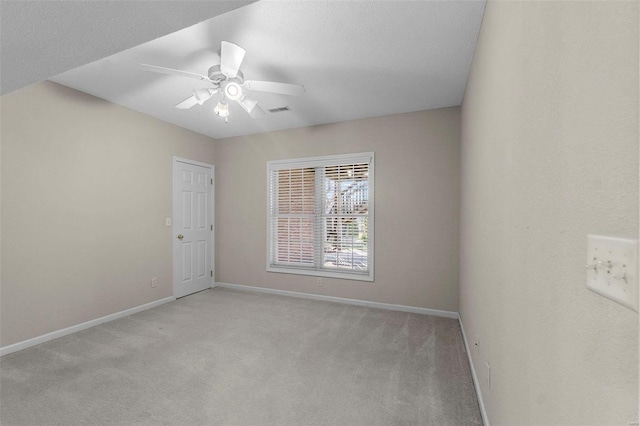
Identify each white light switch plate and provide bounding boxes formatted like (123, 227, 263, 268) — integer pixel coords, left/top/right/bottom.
(586, 235, 638, 312)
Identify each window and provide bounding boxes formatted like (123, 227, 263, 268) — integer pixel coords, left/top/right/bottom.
(267, 152, 374, 281)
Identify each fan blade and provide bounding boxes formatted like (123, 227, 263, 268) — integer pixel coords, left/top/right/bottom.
(138, 64, 211, 82)
(175, 88, 218, 109)
(237, 96, 265, 118)
(175, 96, 199, 109)
(249, 104, 266, 118)
(237, 95, 258, 113)
(243, 80, 305, 96)
(220, 41, 246, 79)
(194, 88, 218, 104)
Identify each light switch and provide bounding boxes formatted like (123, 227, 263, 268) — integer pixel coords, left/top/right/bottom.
(165, 217, 172, 227)
(586, 235, 638, 312)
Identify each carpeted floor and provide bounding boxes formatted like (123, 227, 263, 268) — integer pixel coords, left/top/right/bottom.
(0, 287, 482, 425)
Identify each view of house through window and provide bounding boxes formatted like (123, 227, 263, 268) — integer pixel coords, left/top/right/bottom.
(267, 153, 374, 281)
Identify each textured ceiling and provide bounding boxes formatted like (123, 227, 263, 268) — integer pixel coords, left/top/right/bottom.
(0, 0, 256, 94)
(50, 0, 486, 139)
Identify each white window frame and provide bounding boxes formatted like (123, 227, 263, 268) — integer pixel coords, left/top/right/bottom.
(266, 152, 374, 282)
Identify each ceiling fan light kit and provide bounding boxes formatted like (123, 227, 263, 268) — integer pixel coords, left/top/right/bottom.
(214, 100, 230, 123)
(140, 41, 305, 123)
(224, 81, 242, 101)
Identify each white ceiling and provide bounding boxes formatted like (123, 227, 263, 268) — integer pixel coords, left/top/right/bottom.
(50, 0, 486, 140)
(0, 0, 256, 95)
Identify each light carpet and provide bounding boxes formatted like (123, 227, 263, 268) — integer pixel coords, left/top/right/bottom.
(1, 287, 482, 425)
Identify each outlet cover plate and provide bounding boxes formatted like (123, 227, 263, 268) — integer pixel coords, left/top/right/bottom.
(586, 235, 638, 312)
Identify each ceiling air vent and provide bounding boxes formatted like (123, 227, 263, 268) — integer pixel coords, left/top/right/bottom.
(268, 106, 291, 113)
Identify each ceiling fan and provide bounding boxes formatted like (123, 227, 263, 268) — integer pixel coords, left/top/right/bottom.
(139, 41, 305, 123)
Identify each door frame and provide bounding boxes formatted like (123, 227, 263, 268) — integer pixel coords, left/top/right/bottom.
(172, 156, 215, 298)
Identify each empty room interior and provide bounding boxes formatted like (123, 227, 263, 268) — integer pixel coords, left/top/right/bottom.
(1, 1, 638, 425)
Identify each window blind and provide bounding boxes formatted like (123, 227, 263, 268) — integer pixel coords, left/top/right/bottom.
(267, 152, 374, 281)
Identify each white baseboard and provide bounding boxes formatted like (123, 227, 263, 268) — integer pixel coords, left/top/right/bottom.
(0, 296, 175, 357)
(459, 317, 490, 426)
(213, 282, 459, 319)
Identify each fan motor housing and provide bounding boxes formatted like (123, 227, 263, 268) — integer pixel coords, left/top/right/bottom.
(208, 65, 244, 84)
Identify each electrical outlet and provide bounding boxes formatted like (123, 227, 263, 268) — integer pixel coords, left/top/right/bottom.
(316, 277, 323, 287)
(165, 217, 172, 227)
(486, 362, 491, 389)
(151, 277, 158, 288)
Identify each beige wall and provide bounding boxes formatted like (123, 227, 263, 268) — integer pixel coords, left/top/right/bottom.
(1, 81, 216, 346)
(460, 1, 639, 425)
(215, 108, 460, 312)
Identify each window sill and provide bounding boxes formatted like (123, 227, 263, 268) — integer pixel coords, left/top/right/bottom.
(266, 266, 374, 282)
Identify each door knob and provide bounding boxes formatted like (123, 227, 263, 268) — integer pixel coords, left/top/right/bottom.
(177, 234, 184, 240)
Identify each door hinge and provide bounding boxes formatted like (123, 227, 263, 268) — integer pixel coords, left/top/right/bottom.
(210, 270, 213, 277)
(211, 224, 213, 231)
(211, 178, 213, 185)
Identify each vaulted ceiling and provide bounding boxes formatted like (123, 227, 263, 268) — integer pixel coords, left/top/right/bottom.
(5, 1, 485, 140)
(0, 0, 255, 94)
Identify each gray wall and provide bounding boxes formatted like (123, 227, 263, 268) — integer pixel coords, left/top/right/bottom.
(1, 81, 216, 346)
(215, 108, 461, 312)
(460, 1, 639, 424)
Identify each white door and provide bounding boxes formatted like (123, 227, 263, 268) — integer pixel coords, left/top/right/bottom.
(173, 158, 214, 298)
